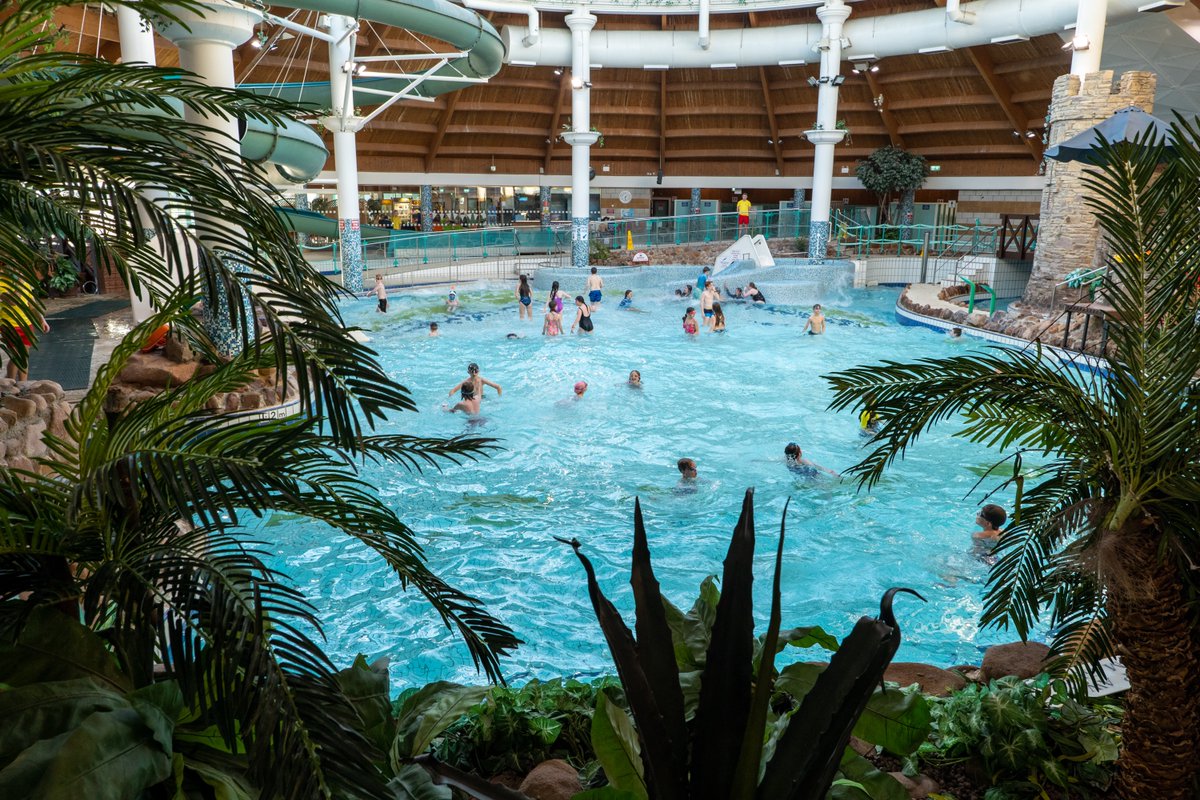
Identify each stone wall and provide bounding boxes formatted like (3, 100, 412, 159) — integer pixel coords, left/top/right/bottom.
(1022, 70, 1157, 308)
(0, 379, 71, 472)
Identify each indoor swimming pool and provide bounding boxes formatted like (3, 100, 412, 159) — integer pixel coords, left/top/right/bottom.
(260, 282, 1020, 687)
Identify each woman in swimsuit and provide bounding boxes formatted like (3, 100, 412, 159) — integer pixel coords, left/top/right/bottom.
(682, 307, 699, 335)
(548, 280, 565, 314)
(711, 302, 726, 332)
(543, 299, 562, 336)
(516, 274, 533, 320)
(447, 362, 502, 414)
(571, 296, 594, 334)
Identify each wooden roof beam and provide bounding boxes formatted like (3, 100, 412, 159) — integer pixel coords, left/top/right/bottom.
(965, 46, 1044, 162)
(863, 69, 904, 148)
(658, 70, 668, 174)
(424, 92, 461, 171)
(543, 70, 571, 171)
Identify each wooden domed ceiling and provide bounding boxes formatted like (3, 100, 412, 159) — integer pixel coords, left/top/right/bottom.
(56, 1, 1072, 180)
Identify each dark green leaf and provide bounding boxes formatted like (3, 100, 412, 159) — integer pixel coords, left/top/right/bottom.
(392, 681, 489, 762)
(0, 607, 129, 691)
(590, 691, 647, 799)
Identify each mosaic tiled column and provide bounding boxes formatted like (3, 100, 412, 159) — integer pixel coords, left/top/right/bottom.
(203, 254, 255, 359)
(899, 188, 915, 243)
(293, 192, 310, 248)
(808, 220, 830, 262)
(571, 217, 588, 267)
(540, 185, 551, 228)
(339, 218, 364, 294)
(792, 187, 806, 241)
(690, 187, 702, 212)
(689, 187, 703, 243)
(420, 184, 433, 232)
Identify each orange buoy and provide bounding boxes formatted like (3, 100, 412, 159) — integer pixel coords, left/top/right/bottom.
(141, 324, 169, 353)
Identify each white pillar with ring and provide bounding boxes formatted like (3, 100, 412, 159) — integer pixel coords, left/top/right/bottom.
(564, 10, 598, 269)
(152, 1, 262, 357)
(804, 0, 851, 261)
(323, 13, 365, 294)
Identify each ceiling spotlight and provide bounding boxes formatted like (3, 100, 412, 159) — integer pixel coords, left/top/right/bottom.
(1025, 130, 1038, 138)
(767, 138, 774, 144)
(355, 63, 368, 76)
(830, 75, 846, 86)
(873, 93, 885, 109)
(806, 76, 820, 87)
(553, 68, 562, 75)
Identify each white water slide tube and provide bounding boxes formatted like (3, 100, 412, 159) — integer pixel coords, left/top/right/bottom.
(246, 0, 504, 107)
(237, 0, 503, 182)
(502, 0, 1152, 68)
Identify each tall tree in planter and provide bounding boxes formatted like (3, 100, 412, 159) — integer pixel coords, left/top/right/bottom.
(825, 123, 1200, 799)
(854, 147, 927, 226)
(0, 2, 518, 796)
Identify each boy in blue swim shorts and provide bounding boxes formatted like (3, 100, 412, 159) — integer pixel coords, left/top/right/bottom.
(586, 267, 603, 310)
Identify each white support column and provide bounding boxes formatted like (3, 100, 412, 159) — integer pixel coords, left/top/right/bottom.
(564, 10, 598, 269)
(116, 6, 159, 324)
(323, 14, 365, 294)
(153, 2, 261, 356)
(1070, 0, 1109, 77)
(805, 0, 850, 261)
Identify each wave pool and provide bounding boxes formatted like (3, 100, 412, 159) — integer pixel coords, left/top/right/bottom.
(260, 281, 1016, 688)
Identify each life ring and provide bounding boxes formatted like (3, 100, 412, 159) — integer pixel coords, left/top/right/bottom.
(141, 324, 169, 352)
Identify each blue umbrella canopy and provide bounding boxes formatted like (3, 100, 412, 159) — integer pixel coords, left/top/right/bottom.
(1044, 105, 1175, 163)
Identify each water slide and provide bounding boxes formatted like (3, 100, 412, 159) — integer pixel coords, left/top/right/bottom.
(229, 0, 502, 182)
(274, 205, 391, 238)
(243, 0, 505, 110)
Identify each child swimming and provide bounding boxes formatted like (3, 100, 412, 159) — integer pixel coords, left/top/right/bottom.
(447, 284, 459, 312)
(516, 274, 533, 319)
(682, 307, 699, 335)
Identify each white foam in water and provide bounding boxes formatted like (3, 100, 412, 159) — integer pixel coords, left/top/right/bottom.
(535, 261, 855, 306)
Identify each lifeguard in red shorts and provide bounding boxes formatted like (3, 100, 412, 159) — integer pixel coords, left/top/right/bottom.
(736, 192, 751, 237)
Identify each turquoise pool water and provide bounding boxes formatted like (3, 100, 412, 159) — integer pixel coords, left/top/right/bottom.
(263, 284, 1016, 687)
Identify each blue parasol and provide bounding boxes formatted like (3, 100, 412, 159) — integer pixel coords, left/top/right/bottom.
(1044, 105, 1175, 163)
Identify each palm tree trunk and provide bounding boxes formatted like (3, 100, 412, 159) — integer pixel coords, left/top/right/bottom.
(1108, 532, 1200, 799)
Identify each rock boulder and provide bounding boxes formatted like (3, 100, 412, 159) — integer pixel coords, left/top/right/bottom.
(981, 641, 1052, 680)
(517, 759, 582, 800)
(884, 662, 967, 697)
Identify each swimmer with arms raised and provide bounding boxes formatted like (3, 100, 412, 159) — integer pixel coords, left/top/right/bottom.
(447, 362, 502, 414)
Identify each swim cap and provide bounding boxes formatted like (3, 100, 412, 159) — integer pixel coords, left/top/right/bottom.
(574, 381, 587, 393)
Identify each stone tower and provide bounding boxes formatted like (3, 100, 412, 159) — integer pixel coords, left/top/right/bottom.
(1021, 70, 1157, 308)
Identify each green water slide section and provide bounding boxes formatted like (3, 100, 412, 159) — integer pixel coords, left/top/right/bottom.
(244, 0, 505, 108)
(274, 205, 391, 238)
(242, 115, 329, 183)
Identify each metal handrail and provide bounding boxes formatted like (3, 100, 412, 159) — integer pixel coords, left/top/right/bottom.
(956, 274, 997, 315)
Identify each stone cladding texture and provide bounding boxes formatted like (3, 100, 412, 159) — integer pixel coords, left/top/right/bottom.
(1023, 70, 1157, 307)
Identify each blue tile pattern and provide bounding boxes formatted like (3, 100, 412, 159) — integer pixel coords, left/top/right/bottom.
(339, 218, 364, 294)
(420, 184, 433, 233)
(808, 219, 830, 261)
(204, 253, 252, 358)
(293, 193, 309, 248)
(572, 216, 588, 268)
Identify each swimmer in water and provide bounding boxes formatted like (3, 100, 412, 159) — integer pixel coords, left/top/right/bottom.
(783, 443, 840, 478)
(543, 298, 563, 336)
(571, 296, 594, 334)
(586, 267, 604, 310)
(677, 457, 698, 480)
(428, 322, 439, 337)
(859, 396, 881, 437)
(973, 504, 1007, 546)
(516, 274, 533, 320)
(949, 327, 963, 339)
(573, 380, 588, 399)
(627, 369, 642, 388)
(682, 307, 699, 335)
(710, 302, 726, 332)
(619, 289, 634, 309)
(447, 284, 459, 312)
(745, 283, 766, 304)
(804, 304, 826, 335)
(447, 362, 502, 414)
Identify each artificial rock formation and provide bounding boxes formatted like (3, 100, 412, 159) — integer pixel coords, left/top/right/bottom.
(1022, 70, 1157, 308)
(0, 379, 72, 472)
